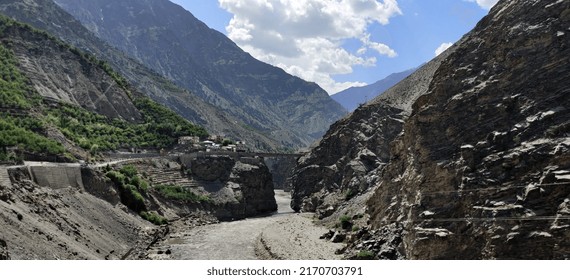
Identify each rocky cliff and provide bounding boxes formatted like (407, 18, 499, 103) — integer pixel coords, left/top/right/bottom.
(131, 156, 277, 221)
(365, 0, 570, 259)
(289, 47, 454, 217)
(264, 156, 298, 191)
(53, 0, 347, 150)
(184, 156, 277, 220)
(292, 0, 570, 259)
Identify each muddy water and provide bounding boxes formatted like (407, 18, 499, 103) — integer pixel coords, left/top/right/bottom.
(159, 190, 294, 260)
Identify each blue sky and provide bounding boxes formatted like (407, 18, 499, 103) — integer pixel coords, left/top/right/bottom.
(170, 0, 497, 94)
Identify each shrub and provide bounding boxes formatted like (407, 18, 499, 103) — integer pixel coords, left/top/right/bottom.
(119, 165, 138, 178)
(106, 170, 147, 212)
(339, 215, 352, 230)
(120, 184, 146, 213)
(131, 176, 149, 193)
(356, 250, 375, 260)
(140, 211, 168, 225)
(155, 184, 209, 203)
(344, 189, 356, 201)
(106, 171, 125, 185)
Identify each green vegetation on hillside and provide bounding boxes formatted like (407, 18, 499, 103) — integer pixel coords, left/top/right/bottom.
(106, 165, 169, 225)
(46, 100, 208, 153)
(106, 166, 147, 212)
(0, 117, 65, 161)
(140, 211, 168, 225)
(155, 184, 210, 203)
(0, 16, 209, 160)
(0, 44, 39, 109)
(0, 44, 63, 161)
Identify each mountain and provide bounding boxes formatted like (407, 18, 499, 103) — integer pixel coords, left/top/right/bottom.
(0, 0, 286, 151)
(290, 0, 570, 259)
(289, 45, 453, 215)
(332, 68, 416, 111)
(0, 14, 206, 161)
(0, 16, 278, 260)
(53, 0, 347, 150)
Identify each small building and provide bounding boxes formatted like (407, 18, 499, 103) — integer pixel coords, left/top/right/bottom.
(202, 140, 215, 147)
(222, 144, 237, 152)
(178, 136, 200, 145)
(235, 141, 248, 152)
(208, 135, 225, 143)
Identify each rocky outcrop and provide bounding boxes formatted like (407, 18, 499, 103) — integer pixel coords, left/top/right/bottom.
(292, 0, 570, 259)
(227, 161, 277, 218)
(189, 156, 234, 182)
(365, 0, 570, 259)
(289, 47, 454, 217)
(0, 238, 9, 260)
(185, 156, 277, 220)
(81, 168, 120, 205)
(264, 157, 297, 191)
(139, 156, 277, 221)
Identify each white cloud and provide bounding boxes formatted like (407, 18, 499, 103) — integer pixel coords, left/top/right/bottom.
(435, 42, 453, 57)
(465, 0, 499, 10)
(218, 0, 402, 94)
(360, 33, 397, 57)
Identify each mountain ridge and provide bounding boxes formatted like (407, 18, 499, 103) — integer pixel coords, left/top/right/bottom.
(0, 0, 288, 151)
(291, 0, 570, 259)
(332, 68, 416, 111)
(54, 0, 347, 150)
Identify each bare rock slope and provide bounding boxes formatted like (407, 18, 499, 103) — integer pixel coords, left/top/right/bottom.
(0, 168, 154, 260)
(292, 0, 570, 259)
(366, 0, 570, 259)
(289, 45, 454, 217)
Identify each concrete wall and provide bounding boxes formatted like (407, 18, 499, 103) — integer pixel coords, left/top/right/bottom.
(29, 165, 84, 189)
(0, 167, 11, 188)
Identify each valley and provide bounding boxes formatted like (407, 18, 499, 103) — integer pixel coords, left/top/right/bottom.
(1, 0, 569, 261)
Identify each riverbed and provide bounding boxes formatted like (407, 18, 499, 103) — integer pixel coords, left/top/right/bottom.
(148, 190, 342, 260)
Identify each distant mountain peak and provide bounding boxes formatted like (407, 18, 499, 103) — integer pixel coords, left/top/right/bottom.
(331, 68, 416, 111)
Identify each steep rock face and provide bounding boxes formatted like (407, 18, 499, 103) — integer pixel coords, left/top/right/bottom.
(228, 161, 277, 217)
(54, 0, 347, 150)
(0, 0, 285, 151)
(190, 156, 234, 182)
(264, 156, 297, 191)
(0, 18, 141, 121)
(289, 50, 453, 217)
(183, 156, 277, 220)
(366, 0, 570, 259)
